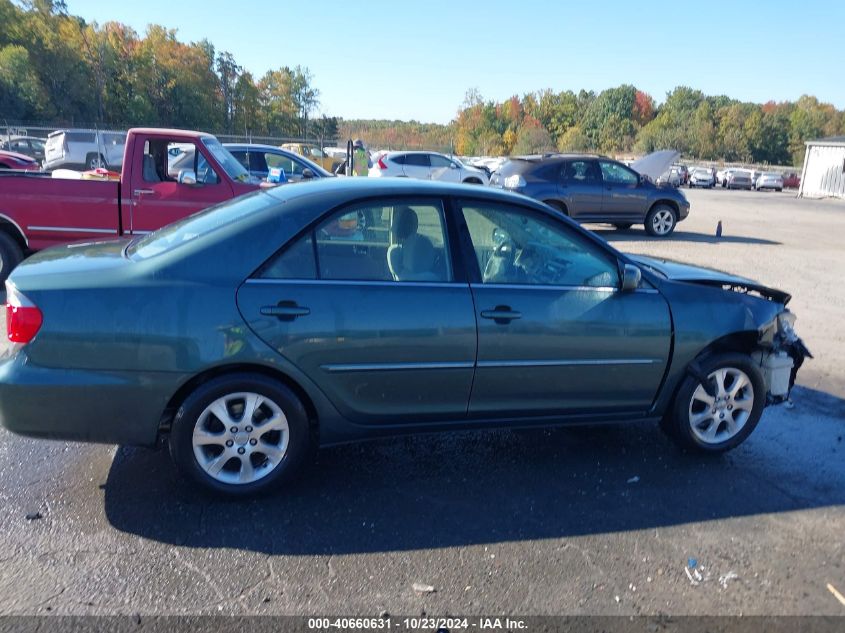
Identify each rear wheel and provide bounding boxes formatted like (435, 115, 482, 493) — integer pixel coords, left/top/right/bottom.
(86, 152, 106, 170)
(644, 205, 677, 237)
(169, 374, 312, 496)
(0, 231, 24, 282)
(662, 353, 765, 453)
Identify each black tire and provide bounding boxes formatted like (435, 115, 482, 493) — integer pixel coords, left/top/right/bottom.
(0, 231, 24, 282)
(644, 204, 677, 237)
(662, 353, 766, 453)
(169, 373, 312, 497)
(462, 178, 482, 185)
(85, 152, 106, 170)
(776, 188, 782, 192)
(613, 223, 633, 230)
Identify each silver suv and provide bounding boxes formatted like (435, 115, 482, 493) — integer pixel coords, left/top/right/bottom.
(43, 129, 127, 171)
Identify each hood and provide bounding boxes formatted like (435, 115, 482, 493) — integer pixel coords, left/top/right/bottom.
(0, 150, 37, 163)
(632, 255, 791, 305)
(630, 150, 680, 181)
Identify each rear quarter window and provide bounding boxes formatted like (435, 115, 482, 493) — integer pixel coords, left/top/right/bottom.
(66, 132, 96, 143)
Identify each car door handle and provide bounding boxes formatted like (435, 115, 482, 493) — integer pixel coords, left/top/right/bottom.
(133, 189, 155, 196)
(260, 303, 310, 320)
(480, 306, 522, 324)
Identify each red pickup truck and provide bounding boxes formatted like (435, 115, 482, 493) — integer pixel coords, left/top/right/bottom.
(0, 128, 260, 281)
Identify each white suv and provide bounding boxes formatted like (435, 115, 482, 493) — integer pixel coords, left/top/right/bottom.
(370, 151, 489, 185)
(43, 129, 127, 171)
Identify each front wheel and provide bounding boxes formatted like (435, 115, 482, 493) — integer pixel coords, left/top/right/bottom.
(661, 353, 766, 453)
(169, 374, 312, 496)
(644, 205, 677, 237)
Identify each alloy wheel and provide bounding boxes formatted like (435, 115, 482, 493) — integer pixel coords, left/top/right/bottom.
(191, 392, 289, 485)
(651, 209, 675, 235)
(687, 367, 755, 445)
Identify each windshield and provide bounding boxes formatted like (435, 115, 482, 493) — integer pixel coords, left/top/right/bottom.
(201, 137, 251, 183)
(127, 190, 276, 260)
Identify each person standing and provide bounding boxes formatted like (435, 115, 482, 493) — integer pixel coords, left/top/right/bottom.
(351, 139, 371, 177)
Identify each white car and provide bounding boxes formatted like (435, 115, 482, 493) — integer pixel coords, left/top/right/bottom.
(370, 151, 489, 185)
(43, 129, 127, 171)
(716, 168, 739, 187)
(689, 168, 716, 188)
(755, 172, 784, 192)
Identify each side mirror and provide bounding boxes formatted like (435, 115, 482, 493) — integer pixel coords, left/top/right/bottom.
(301, 168, 315, 179)
(621, 263, 642, 291)
(177, 169, 197, 185)
(450, 162, 458, 169)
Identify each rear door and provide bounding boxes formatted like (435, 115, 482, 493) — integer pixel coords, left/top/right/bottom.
(401, 153, 431, 180)
(128, 137, 235, 235)
(558, 159, 604, 220)
(598, 160, 648, 221)
(236, 197, 477, 424)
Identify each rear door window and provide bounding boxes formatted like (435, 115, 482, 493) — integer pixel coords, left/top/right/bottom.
(404, 154, 430, 167)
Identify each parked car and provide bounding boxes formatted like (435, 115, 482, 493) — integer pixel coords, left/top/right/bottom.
(726, 170, 753, 190)
(716, 168, 738, 187)
(656, 167, 681, 187)
(370, 151, 489, 185)
(0, 136, 46, 162)
(689, 168, 716, 188)
(0, 149, 40, 172)
(782, 172, 801, 189)
(491, 154, 689, 237)
(674, 164, 689, 184)
(0, 178, 810, 496)
(223, 144, 332, 182)
(755, 172, 784, 192)
(0, 128, 260, 281)
(749, 170, 762, 189)
(279, 143, 340, 172)
(43, 129, 127, 171)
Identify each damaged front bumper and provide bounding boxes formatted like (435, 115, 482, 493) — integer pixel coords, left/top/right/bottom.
(754, 310, 813, 404)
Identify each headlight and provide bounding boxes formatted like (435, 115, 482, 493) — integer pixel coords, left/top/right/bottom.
(503, 174, 526, 189)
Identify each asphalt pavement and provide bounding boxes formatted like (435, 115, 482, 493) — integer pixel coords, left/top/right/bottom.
(0, 187, 843, 618)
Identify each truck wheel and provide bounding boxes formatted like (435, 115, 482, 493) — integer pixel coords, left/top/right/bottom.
(0, 231, 24, 281)
(169, 373, 312, 497)
(86, 153, 106, 170)
(662, 353, 766, 453)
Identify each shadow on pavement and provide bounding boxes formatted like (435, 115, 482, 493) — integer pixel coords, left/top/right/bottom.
(591, 228, 781, 246)
(104, 386, 844, 555)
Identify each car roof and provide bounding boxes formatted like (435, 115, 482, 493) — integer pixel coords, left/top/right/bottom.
(510, 153, 606, 162)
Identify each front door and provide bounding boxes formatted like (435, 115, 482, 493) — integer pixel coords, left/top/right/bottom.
(457, 199, 672, 416)
(559, 159, 604, 220)
(129, 138, 234, 234)
(237, 198, 477, 424)
(598, 160, 648, 221)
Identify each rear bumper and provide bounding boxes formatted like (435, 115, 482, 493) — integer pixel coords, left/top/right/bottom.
(0, 353, 185, 446)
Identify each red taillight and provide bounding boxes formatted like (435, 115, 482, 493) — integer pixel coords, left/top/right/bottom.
(377, 156, 388, 170)
(5, 284, 42, 344)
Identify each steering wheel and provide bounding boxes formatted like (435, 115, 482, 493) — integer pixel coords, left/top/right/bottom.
(483, 240, 519, 283)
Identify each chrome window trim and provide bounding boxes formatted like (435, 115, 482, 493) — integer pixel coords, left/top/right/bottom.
(244, 278, 465, 289)
(322, 361, 475, 373)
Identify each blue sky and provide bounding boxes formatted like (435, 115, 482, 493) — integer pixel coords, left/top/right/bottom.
(66, 0, 844, 123)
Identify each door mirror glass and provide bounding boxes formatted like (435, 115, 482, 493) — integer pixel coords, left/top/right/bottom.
(301, 167, 315, 179)
(621, 263, 642, 291)
(177, 169, 197, 185)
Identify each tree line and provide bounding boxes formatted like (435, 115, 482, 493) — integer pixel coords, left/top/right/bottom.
(453, 86, 845, 166)
(0, 0, 337, 139)
(2, 1, 843, 165)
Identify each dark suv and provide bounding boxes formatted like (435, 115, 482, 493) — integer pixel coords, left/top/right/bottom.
(491, 154, 690, 237)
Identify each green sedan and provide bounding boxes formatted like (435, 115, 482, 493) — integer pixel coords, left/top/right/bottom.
(0, 179, 810, 496)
